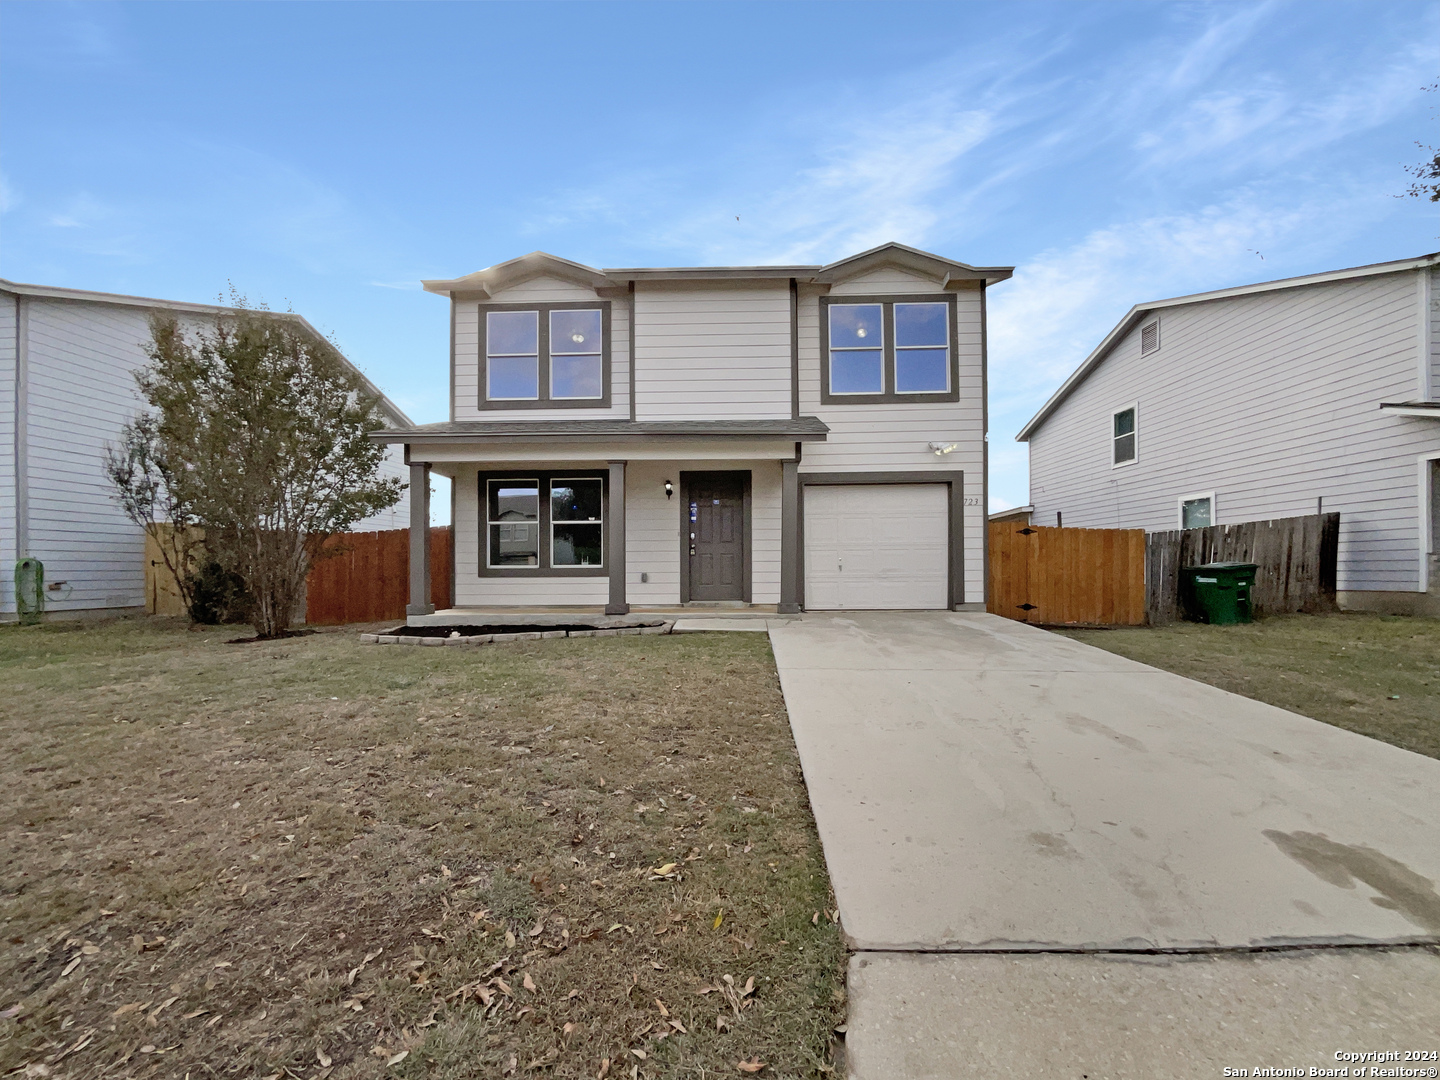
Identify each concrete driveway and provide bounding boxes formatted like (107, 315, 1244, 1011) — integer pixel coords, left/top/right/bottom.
(768, 613, 1440, 1074)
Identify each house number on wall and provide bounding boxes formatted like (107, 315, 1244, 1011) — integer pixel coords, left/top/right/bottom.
(963, 497, 983, 506)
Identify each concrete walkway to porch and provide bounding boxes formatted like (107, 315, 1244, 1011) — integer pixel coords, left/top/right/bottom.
(767, 612, 1440, 1077)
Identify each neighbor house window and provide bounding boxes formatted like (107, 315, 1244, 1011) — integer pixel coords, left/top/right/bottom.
(821, 294, 959, 403)
(1112, 406, 1137, 466)
(1180, 494, 1214, 530)
(483, 473, 606, 574)
(481, 302, 611, 408)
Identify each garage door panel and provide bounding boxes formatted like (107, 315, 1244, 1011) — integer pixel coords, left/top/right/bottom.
(804, 484, 948, 610)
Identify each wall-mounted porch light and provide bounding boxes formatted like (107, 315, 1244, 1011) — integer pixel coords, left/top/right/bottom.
(928, 441, 958, 456)
(664, 479, 674, 500)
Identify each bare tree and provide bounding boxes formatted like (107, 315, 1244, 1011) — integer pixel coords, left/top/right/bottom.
(1403, 80, 1440, 203)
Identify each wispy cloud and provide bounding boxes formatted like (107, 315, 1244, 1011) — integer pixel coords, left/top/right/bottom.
(371, 280, 423, 291)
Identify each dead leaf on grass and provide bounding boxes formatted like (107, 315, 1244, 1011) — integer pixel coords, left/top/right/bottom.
(713, 910, 724, 929)
(737, 1059, 767, 1073)
(655, 998, 669, 1016)
(387, 1050, 409, 1066)
(597, 1059, 611, 1079)
(316, 1048, 332, 1068)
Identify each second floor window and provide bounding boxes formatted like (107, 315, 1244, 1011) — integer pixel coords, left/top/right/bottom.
(1113, 406, 1137, 465)
(482, 302, 610, 408)
(821, 295, 957, 403)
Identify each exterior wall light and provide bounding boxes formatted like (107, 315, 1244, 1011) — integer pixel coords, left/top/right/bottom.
(664, 479, 674, 500)
(928, 442, 958, 455)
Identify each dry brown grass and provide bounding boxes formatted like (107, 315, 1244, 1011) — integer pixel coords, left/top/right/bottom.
(0, 619, 845, 1079)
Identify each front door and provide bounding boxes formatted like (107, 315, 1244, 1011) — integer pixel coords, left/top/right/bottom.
(685, 472, 747, 601)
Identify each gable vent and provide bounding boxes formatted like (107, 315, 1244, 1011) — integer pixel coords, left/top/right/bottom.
(1140, 320, 1160, 355)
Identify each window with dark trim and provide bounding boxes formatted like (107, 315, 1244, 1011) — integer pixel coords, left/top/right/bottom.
(481, 472, 607, 576)
(479, 301, 612, 410)
(819, 293, 960, 404)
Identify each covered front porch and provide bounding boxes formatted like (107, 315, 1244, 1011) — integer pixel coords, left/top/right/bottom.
(386, 420, 827, 623)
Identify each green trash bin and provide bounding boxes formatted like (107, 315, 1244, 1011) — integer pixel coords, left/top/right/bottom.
(1181, 562, 1256, 625)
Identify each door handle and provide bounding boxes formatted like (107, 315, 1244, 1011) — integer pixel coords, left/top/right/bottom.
(690, 547, 696, 556)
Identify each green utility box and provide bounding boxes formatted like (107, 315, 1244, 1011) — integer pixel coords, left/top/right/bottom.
(1181, 562, 1257, 625)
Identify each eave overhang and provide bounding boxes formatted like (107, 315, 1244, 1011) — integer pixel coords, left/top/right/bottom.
(1379, 401, 1440, 418)
(371, 417, 830, 444)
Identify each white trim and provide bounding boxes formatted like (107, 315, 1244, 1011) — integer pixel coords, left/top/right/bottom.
(1420, 451, 1440, 593)
(1111, 402, 1138, 469)
(1178, 491, 1216, 529)
(1017, 251, 1440, 441)
(1419, 267, 1434, 401)
(1379, 403, 1440, 418)
(13, 295, 27, 560)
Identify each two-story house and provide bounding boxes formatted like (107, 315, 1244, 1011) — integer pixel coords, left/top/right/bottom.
(379, 243, 1012, 617)
(1016, 252, 1440, 616)
(1, 280, 412, 620)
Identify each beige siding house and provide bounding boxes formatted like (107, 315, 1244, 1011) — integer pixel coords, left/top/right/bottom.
(1, 281, 413, 620)
(1017, 253, 1440, 616)
(381, 243, 1011, 616)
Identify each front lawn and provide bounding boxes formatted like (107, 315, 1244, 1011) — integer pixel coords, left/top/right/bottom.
(1056, 612, 1440, 759)
(0, 619, 844, 1078)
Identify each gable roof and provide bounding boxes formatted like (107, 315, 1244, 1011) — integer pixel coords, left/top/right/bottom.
(421, 242, 1014, 297)
(0, 278, 413, 427)
(1015, 251, 1440, 442)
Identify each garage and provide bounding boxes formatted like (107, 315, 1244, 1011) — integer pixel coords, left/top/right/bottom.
(803, 484, 949, 609)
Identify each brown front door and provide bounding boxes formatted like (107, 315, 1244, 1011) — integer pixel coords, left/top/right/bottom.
(685, 472, 747, 601)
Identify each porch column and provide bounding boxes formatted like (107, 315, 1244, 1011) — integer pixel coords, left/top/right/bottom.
(778, 458, 801, 614)
(606, 460, 629, 615)
(407, 461, 434, 616)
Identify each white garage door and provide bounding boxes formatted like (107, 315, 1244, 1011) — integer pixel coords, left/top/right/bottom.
(804, 484, 949, 610)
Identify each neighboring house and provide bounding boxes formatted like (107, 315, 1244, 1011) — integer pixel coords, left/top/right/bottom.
(1, 280, 413, 620)
(378, 243, 1012, 615)
(1016, 252, 1440, 616)
(988, 505, 1033, 526)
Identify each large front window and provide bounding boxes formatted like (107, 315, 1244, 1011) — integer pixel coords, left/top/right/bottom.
(821, 295, 957, 403)
(485, 474, 605, 572)
(481, 302, 610, 408)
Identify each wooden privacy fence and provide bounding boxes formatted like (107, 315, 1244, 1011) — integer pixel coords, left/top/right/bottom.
(1146, 513, 1338, 624)
(304, 527, 452, 625)
(988, 525, 1147, 626)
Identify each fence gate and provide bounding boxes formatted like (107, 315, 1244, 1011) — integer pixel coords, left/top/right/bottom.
(988, 524, 1147, 626)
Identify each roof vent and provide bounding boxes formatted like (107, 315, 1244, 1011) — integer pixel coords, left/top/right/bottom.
(1140, 320, 1159, 355)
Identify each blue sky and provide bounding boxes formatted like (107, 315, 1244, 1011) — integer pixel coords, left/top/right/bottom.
(3, 0, 1438, 515)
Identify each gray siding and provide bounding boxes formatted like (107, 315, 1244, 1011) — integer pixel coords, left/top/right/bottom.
(2, 294, 411, 616)
(633, 282, 791, 421)
(1430, 265, 1439, 398)
(800, 268, 988, 601)
(453, 275, 630, 422)
(0, 293, 15, 613)
(1027, 268, 1440, 593)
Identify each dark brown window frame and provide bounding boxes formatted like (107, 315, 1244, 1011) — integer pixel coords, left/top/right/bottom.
(478, 469, 609, 578)
(819, 293, 961, 405)
(479, 300, 612, 411)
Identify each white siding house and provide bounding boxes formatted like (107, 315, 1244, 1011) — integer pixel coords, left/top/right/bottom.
(1017, 253, 1440, 616)
(381, 244, 1011, 616)
(1, 281, 413, 620)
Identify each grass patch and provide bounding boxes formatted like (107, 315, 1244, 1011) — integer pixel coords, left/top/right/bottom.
(1055, 612, 1440, 759)
(0, 618, 844, 1078)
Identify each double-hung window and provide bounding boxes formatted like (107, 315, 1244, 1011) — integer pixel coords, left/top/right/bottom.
(820, 294, 958, 403)
(1112, 406, 1137, 466)
(483, 473, 606, 575)
(481, 302, 611, 408)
